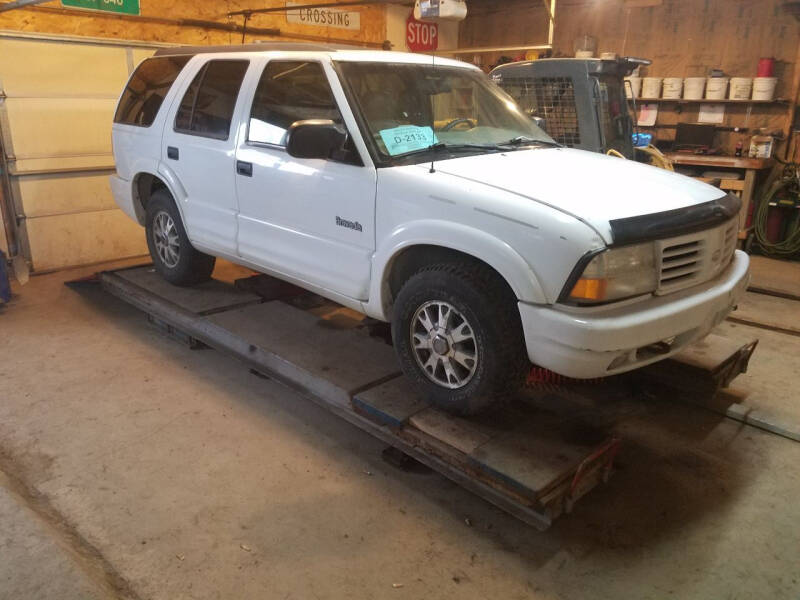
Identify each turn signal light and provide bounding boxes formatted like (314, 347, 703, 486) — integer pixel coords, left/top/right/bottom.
(569, 278, 608, 301)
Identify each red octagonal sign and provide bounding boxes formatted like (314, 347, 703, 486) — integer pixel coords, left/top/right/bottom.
(406, 12, 439, 52)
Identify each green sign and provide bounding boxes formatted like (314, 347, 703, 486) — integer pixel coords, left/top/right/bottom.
(61, 0, 140, 15)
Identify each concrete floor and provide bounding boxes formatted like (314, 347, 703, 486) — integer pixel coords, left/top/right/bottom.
(2, 260, 800, 600)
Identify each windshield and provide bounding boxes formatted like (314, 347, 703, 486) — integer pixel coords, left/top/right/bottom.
(336, 62, 556, 165)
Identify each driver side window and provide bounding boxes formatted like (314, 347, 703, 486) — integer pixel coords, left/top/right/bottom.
(248, 60, 342, 147)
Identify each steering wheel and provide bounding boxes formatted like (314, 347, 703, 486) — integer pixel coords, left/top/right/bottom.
(441, 118, 477, 132)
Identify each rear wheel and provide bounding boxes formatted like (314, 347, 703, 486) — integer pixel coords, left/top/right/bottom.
(145, 189, 215, 286)
(392, 261, 529, 415)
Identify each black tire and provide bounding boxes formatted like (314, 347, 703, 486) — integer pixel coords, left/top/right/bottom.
(145, 189, 215, 286)
(391, 261, 530, 415)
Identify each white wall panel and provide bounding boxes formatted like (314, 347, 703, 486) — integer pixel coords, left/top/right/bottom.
(0, 33, 156, 271)
(24, 209, 148, 272)
(11, 172, 115, 217)
(4, 97, 117, 173)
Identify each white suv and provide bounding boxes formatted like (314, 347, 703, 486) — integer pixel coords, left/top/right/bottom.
(111, 43, 750, 414)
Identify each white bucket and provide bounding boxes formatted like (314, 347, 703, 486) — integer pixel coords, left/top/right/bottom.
(624, 76, 642, 98)
(705, 77, 729, 100)
(662, 77, 683, 99)
(684, 77, 706, 99)
(642, 77, 662, 99)
(729, 77, 753, 100)
(752, 77, 778, 101)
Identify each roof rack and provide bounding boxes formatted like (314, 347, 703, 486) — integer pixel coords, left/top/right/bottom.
(153, 42, 334, 56)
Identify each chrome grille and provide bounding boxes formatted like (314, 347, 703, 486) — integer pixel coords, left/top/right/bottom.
(655, 217, 738, 295)
(659, 240, 704, 291)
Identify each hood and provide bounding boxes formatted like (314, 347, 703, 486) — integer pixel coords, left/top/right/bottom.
(427, 147, 726, 243)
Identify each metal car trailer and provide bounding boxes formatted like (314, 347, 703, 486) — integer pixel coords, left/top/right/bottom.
(89, 264, 758, 530)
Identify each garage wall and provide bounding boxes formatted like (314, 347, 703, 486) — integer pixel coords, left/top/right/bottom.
(0, 33, 159, 271)
(0, 1, 387, 47)
(459, 0, 800, 155)
(0, 1, 389, 272)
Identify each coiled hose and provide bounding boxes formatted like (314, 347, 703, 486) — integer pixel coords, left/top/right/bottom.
(753, 162, 800, 257)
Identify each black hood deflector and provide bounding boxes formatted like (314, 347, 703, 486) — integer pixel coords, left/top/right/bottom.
(608, 193, 740, 246)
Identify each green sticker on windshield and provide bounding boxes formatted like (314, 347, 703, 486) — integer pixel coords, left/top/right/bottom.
(379, 125, 438, 156)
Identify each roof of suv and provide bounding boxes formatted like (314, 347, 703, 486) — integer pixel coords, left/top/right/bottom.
(152, 43, 474, 69)
(153, 42, 334, 56)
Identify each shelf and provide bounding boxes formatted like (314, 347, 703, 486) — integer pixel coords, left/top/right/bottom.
(633, 98, 789, 105)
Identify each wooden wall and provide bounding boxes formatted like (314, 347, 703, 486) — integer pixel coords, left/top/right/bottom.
(0, 0, 387, 47)
(460, 0, 800, 155)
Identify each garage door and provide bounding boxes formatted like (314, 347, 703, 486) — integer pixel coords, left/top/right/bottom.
(0, 33, 167, 272)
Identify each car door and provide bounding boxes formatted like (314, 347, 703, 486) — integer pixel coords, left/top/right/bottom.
(234, 58, 376, 301)
(161, 58, 250, 255)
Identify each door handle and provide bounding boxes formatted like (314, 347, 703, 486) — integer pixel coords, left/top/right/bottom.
(236, 160, 253, 177)
(167, 146, 179, 160)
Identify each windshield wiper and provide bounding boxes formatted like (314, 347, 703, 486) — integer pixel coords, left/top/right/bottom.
(390, 142, 507, 160)
(500, 136, 562, 148)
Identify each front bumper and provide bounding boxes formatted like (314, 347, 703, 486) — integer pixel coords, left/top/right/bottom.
(519, 250, 751, 379)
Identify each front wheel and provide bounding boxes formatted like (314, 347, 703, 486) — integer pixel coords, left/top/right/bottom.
(391, 261, 529, 415)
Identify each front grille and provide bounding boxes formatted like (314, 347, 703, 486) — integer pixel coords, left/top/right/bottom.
(655, 217, 738, 295)
(660, 240, 703, 289)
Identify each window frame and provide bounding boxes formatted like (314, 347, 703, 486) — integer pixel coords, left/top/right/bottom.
(114, 55, 190, 128)
(244, 59, 344, 152)
(172, 58, 250, 142)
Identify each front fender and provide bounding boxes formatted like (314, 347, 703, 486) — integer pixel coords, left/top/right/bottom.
(365, 219, 547, 321)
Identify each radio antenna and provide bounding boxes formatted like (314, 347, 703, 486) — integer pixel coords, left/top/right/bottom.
(429, 49, 436, 174)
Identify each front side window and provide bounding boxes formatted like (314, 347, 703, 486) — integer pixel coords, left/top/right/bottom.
(248, 61, 342, 146)
(337, 62, 555, 165)
(174, 59, 249, 140)
(114, 56, 190, 127)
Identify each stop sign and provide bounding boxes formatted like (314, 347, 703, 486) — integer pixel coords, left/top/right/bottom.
(406, 12, 439, 52)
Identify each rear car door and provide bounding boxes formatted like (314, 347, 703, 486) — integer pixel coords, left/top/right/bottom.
(234, 58, 376, 301)
(161, 58, 249, 255)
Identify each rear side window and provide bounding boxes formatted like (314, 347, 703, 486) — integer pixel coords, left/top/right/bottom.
(248, 61, 341, 146)
(114, 56, 190, 127)
(174, 59, 249, 140)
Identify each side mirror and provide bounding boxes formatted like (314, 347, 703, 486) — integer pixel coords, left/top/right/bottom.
(286, 119, 346, 160)
(532, 116, 547, 132)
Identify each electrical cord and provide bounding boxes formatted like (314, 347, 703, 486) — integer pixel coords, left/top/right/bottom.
(608, 145, 675, 172)
(637, 144, 674, 171)
(753, 162, 800, 257)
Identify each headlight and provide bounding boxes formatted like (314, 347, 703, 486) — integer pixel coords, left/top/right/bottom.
(566, 242, 657, 304)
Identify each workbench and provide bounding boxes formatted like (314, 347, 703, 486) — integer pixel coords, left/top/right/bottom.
(665, 153, 775, 239)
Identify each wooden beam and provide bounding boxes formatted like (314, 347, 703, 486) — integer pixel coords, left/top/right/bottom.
(0, 3, 385, 47)
(624, 0, 662, 7)
(229, 0, 409, 17)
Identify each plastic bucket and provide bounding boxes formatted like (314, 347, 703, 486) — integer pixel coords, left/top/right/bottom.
(662, 77, 683, 99)
(752, 77, 778, 101)
(729, 77, 753, 100)
(684, 77, 706, 99)
(624, 76, 642, 98)
(757, 57, 775, 78)
(642, 77, 662, 98)
(705, 77, 729, 100)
